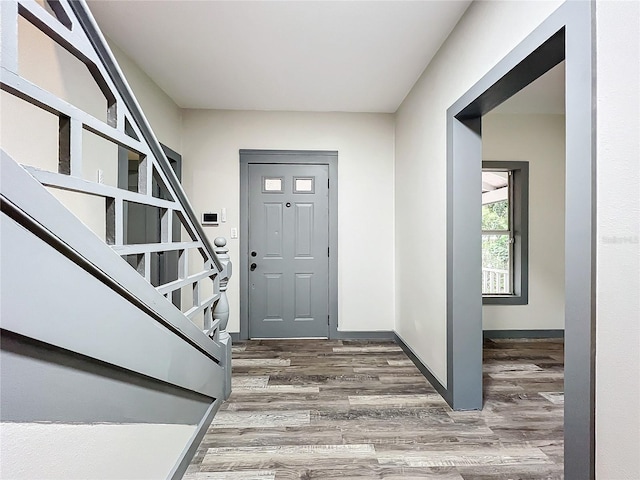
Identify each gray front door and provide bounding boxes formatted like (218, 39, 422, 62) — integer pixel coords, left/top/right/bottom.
(248, 163, 329, 338)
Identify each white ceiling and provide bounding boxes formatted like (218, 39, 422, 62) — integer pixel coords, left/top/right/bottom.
(87, 0, 472, 113)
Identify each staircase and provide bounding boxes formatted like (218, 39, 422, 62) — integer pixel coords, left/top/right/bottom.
(0, 1, 231, 478)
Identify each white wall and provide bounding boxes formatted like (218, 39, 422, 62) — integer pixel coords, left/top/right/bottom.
(181, 110, 396, 334)
(595, 1, 640, 478)
(1, 423, 195, 479)
(482, 113, 565, 331)
(1, 15, 117, 240)
(395, 0, 639, 475)
(394, 0, 564, 385)
(108, 40, 183, 153)
(0, 23, 183, 239)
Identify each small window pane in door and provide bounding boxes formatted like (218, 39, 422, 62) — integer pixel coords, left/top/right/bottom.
(263, 177, 283, 193)
(294, 177, 314, 193)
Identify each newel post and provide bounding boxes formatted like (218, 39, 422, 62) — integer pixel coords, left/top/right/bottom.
(213, 237, 232, 399)
(213, 237, 231, 331)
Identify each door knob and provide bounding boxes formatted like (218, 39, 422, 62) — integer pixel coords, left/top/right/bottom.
(251, 251, 257, 257)
(250, 263, 257, 271)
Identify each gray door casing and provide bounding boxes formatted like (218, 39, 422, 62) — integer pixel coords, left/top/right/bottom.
(240, 150, 338, 340)
(248, 163, 329, 338)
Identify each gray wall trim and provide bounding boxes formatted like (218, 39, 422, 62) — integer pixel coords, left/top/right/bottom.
(444, 2, 595, 477)
(228, 331, 393, 341)
(239, 152, 249, 341)
(446, 116, 484, 411)
(482, 161, 529, 305)
(240, 149, 338, 158)
(394, 333, 449, 403)
(452, 30, 565, 120)
(334, 331, 395, 341)
(564, 2, 597, 478)
(483, 329, 565, 340)
(239, 150, 339, 340)
(168, 397, 223, 480)
(1, 330, 212, 425)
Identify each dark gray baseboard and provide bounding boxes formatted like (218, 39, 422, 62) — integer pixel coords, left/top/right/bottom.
(334, 330, 395, 341)
(393, 333, 449, 404)
(483, 329, 565, 339)
(229, 331, 395, 342)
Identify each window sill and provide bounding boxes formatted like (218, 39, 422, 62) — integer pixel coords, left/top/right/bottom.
(483, 294, 528, 305)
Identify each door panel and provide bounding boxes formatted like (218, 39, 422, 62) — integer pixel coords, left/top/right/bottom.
(294, 273, 313, 319)
(265, 274, 284, 320)
(295, 203, 314, 257)
(248, 163, 329, 338)
(264, 203, 284, 257)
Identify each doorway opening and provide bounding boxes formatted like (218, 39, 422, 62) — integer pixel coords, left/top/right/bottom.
(446, 3, 595, 478)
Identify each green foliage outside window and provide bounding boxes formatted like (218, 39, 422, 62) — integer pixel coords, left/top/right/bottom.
(482, 200, 508, 230)
(482, 200, 510, 271)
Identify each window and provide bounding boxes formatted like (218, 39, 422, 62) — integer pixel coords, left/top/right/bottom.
(482, 170, 511, 293)
(482, 161, 528, 305)
(262, 177, 284, 193)
(293, 177, 315, 193)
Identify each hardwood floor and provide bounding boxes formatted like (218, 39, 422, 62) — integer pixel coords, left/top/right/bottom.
(186, 338, 564, 479)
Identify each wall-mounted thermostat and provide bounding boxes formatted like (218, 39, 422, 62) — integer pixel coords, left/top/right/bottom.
(201, 212, 219, 226)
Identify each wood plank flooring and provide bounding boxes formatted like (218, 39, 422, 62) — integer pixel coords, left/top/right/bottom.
(186, 338, 564, 479)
